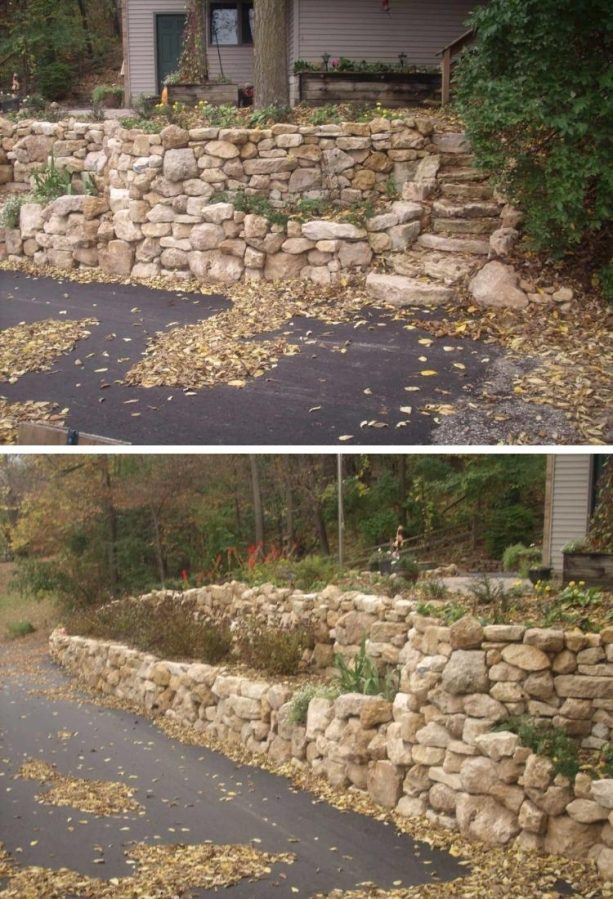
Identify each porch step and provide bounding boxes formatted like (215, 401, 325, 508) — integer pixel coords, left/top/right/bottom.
(365, 271, 456, 307)
(433, 199, 501, 219)
(417, 233, 491, 255)
(432, 217, 499, 236)
(440, 182, 495, 201)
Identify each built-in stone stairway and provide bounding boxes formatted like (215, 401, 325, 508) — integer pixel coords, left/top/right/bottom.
(366, 134, 513, 306)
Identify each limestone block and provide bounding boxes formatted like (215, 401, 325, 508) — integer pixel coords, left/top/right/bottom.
(501, 644, 551, 672)
(367, 760, 403, 809)
(163, 148, 198, 182)
(456, 793, 519, 845)
(469, 261, 529, 310)
(442, 651, 489, 696)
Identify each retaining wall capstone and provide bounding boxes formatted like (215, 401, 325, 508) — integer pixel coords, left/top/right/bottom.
(50, 582, 613, 881)
(0, 115, 510, 288)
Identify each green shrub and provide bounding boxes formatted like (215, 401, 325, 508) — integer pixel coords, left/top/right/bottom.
(0, 195, 30, 229)
(231, 190, 288, 226)
(493, 716, 580, 779)
(455, 0, 612, 274)
(468, 573, 507, 607)
(502, 543, 542, 577)
(288, 683, 341, 724)
(7, 620, 35, 639)
(38, 61, 74, 101)
(249, 105, 291, 127)
(334, 639, 399, 700)
(418, 579, 449, 601)
(291, 555, 340, 590)
(309, 104, 342, 125)
(31, 159, 73, 204)
(235, 617, 312, 676)
(92, 85, 124, 106)
(119, 117, 162, 133)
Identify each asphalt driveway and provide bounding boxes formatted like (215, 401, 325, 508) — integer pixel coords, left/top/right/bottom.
(0, 638, 466, 897)
(0, 269, 503, 445)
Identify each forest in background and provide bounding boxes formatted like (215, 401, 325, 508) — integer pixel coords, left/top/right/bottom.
(0, 0, 121, 99)
(0, 454, 546, 606)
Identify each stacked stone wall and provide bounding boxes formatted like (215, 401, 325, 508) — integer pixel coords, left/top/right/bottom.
(50, 582, 613, 880)
(0, 115, 507, 287)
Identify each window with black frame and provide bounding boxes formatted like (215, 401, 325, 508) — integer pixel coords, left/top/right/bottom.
(210, 2, 254, 46)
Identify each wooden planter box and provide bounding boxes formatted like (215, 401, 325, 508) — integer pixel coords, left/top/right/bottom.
(167, 82, 238, 106)
(298, 71, 441, 107)
(562, 551, 613, 589)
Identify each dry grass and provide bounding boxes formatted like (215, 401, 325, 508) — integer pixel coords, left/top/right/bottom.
(0, 562, 60, 640)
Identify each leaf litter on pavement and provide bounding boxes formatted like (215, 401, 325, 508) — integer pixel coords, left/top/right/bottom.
(0, 318, 98, 383)
(124, 278, 369, 390)
(16, 758, 143, 816)
(0, 840, 294, 898)
(1, 257, 611, 443)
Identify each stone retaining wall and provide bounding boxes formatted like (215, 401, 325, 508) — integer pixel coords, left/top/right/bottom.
(50, 583, 613, 880)
(0, 115, 506, 287)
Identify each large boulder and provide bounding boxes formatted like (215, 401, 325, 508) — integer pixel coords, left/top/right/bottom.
(469, 261, 529, 309)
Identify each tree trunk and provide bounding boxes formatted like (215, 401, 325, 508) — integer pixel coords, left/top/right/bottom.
(99, 458, 118, 595)
(253, 0, 288, 108)
(249, 454, 265, 552)
(76, 0, 93, 59)
(150, 506, 166, 586)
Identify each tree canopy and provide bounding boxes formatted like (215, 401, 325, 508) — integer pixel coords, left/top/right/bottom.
(1, 454, 545, 607)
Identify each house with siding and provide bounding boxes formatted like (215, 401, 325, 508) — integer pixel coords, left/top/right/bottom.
(542, 454, 610, 576)
(121, 0, 477, 106)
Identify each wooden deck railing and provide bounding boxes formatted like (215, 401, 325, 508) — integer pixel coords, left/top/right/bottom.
(438, 28, 475, 105)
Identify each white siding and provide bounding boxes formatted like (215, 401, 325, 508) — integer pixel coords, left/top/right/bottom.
(295, 0, 478, 68)
(126, 0, 188, 101)
(548, 455, 592, 574)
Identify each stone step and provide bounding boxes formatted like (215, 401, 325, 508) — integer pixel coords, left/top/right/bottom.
(392, 250, 478, 285)
(438, 152, 476, 169)
(433, 199, 501, 219)
(438, 168, 490, 184)
(365, 271, 455, 307)
(417, 233, 491, 255)
(432, 217, 499, 236)
(440, 182, 495, 201)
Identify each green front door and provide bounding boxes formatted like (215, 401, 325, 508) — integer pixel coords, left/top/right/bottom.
(156, 14, 186, 93)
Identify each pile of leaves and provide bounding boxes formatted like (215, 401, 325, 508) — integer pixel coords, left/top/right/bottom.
(125, 279, 369, 390)
(16, 759, 143, 816)
(0, 841, 294, 898)
(0, 318, 98, 383)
